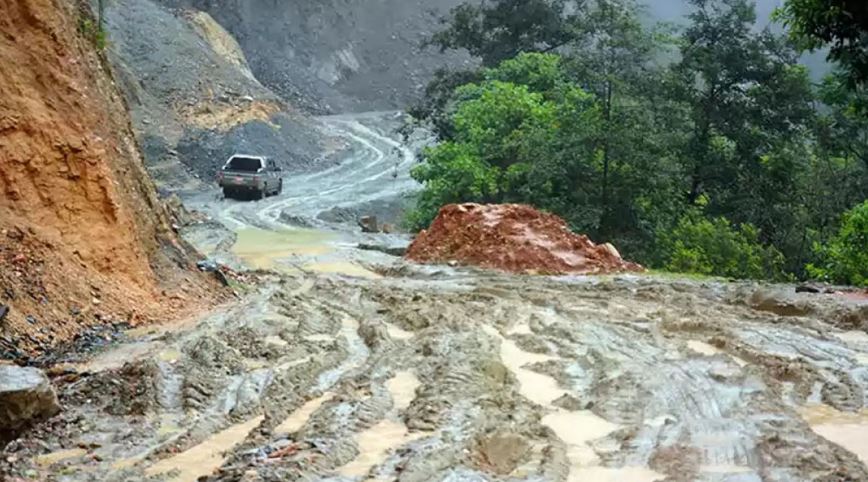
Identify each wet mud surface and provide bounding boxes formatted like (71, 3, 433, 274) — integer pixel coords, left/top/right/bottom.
(4, 273, 868, 482)
(4, 112, 868, 481)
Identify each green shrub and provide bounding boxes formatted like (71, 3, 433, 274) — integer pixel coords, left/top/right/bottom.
(807, 201, 868, 286)
(658, 214, 786, 280)
(79, 17, 107, 51)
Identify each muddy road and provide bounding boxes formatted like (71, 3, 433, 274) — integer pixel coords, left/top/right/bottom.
(4, 114, 868, 482)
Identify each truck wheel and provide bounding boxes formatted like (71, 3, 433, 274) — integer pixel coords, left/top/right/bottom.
(256, 188, 266, 200)
(278, 179, 283, 195)
(222, 187, 234, 199)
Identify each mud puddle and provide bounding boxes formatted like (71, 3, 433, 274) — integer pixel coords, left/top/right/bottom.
(686, 340, 749, 367)
(145, 416, 265, 481)
(486, 323, 665, 481)
(276, 393, 334, 433)
(338, 419, 423, 478)
(7, 276, 868, 481)
(799, 404, 868, 464)
(232, 227, 334, 270)
(338, 370, 422, 478)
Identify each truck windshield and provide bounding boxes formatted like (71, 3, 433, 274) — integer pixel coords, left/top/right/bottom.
(225, 156, 263, 171)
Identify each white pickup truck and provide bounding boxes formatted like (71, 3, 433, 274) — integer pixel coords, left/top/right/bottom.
(217, 154, 283, 200)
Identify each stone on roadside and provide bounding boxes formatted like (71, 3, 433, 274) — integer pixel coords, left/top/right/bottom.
(358, 215, 379, 233)
(0, 365, 61, 437)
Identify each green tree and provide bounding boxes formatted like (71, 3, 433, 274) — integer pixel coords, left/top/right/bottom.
(669, 0, 816, 264)
(407, 60, 606, 231)
(429, 0, 583, 67)
(777, 0, 868, 88)
(658, 213, 786, 280)
(807, 201, 868, 286)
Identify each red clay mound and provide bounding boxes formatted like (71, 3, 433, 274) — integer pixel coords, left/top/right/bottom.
(406, 204, 643, 275)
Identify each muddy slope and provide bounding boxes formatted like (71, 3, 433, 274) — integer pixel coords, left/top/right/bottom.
(6, 271, 868, 481)
(157, 0, 472, 113)
(0, 0, 219, 357)
(102, 0, 329, 190)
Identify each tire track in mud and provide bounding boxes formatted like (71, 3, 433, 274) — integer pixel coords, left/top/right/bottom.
(11, 276, 868, 481)
(211, 112, 417, 231)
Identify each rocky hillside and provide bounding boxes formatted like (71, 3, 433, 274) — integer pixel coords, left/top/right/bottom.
(103, 0, 332, 190)
(0, 0, 219, 360)
(157, 0, 472, 113)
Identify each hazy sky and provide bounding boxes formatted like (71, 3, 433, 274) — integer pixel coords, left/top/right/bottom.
(646, 0, 782, 27)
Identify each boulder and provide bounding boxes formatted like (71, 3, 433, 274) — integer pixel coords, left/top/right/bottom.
(0, 365, 60, 437)
(358, 215, 379, 233)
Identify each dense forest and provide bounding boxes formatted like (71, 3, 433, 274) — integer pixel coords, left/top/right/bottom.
(406, 0, 868, 285)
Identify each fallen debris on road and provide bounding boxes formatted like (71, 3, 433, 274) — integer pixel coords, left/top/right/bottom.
(406, 203, 643, 275)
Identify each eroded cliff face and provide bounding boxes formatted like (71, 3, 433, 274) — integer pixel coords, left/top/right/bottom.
(102, 0, 328, 189)
(0, 0, 217, 359)
(158, 0, 471, 113)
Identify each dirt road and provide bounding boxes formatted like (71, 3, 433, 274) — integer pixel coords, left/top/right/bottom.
(4, 114, 868, 482)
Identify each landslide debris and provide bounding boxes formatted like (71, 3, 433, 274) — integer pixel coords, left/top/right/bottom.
(0, 0, 220, 357)
(0, 365, 60, 441)
(4, 274, 868, 481)
(157, 0, 471, 112)
(406, 203, 643, 275)
(103, 0, 330, 190)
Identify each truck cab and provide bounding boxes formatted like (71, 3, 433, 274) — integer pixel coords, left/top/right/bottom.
(217, 154, 283, 200)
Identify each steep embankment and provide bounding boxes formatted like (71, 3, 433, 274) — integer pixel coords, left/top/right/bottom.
(0, 0, 219, 359)
(158, 0, 471, 113)
(103, 0, 330, 190)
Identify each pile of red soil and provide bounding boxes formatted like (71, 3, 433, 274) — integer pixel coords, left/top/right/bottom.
(406, 204, 643, 275)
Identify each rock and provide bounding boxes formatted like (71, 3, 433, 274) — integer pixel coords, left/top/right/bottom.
(748, 289, 813, 317)
(278, 212, 317, 228)
(795, 284, 822, 294)
(357, 243, 407, 257)
(197, 259, 219, 272)
(381, 223, 396, 234)
(0, 366, 61, 437)
(358, 215, 379, 233)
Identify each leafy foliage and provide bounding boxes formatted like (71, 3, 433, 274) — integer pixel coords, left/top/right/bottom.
(808, 201, 868, 286)
(777, 0, 868, 88)
(658, 214, 786, 280)
(429, 0, 583, 67)
(409, 0, 868, 283)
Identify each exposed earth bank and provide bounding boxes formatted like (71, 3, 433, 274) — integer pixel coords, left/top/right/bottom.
(156, 0, 472, 113)
(103, 0, 335, 192)
(0, 0, 222, 358)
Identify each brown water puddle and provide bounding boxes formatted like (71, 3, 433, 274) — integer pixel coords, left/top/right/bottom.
(482, 325, 565, 406)
(686, 340, 748, 367)
(385, 370, 420, 411)
(232, 228, 334, 270)
(568, 467, 666, 482)
(485, 324, 663, 481)
(304, 261, 382, 279)
(338, 419, 424, 478)
(337, 371, 422, 478)
(35, 448, 88, 466)
(145, 415, 264, 481)
(799, 404, 868, 464)
(276, 393, 334, 433)
(385, 323, 414, 341)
